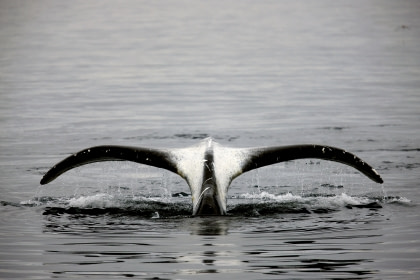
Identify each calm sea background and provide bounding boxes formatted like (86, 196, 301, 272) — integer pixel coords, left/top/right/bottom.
(1, 1, 419, 279)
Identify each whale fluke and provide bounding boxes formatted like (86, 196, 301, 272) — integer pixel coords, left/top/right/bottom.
(40, 146, 178, 185)
(40, 138, 383, 215)
(240, 145, 383, 184)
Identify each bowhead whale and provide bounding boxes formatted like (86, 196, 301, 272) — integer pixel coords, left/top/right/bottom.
(40, 137, 383, 215)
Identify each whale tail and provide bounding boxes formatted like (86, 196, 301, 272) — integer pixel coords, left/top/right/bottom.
(40, 140, 383, 215)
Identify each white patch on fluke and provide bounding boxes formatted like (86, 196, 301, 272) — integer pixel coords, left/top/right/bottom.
(170, 141, 208, 211)
(213, 143, 248, 211)
(168, 138, 250, 213)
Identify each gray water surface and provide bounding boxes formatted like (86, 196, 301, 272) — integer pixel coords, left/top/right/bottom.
(1, 1, 419, 279)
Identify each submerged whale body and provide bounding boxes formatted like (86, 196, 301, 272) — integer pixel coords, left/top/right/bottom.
(40, 138, 383, 215)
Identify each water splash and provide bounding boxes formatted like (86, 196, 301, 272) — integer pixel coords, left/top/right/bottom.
(15, 189, 410, 219)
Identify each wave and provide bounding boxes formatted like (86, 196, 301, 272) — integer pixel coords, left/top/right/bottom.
(13, 191, 411, 218)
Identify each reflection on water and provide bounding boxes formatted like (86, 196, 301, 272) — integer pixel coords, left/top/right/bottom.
(188, 217, 231, 236)
(39, 207, 385, 279)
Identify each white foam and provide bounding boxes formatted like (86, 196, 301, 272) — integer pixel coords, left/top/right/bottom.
(240, 191, 373, 208)
(68, 193, 117, 208)
(20, 199, 43, 206)
(242, 191, 303, 202)
(386, 196, 411, 204)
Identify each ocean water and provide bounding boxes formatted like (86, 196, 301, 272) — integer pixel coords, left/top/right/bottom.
(1, 0, 419, 279)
